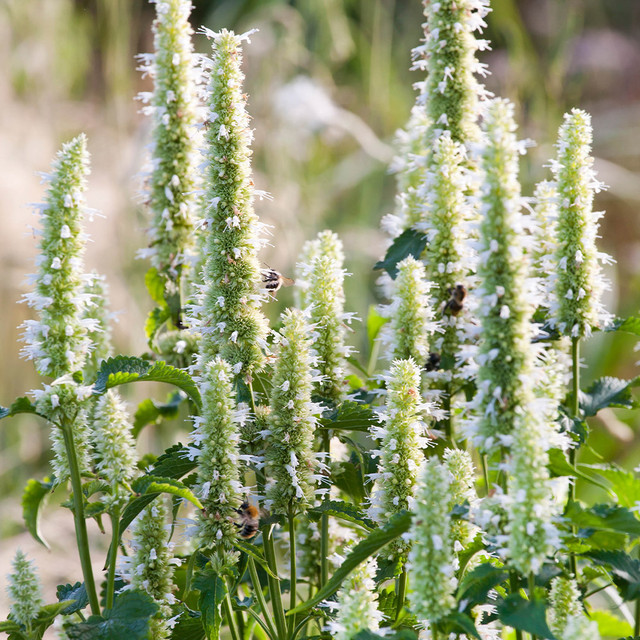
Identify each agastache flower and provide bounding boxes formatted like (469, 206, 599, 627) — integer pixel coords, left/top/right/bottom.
(6, 550, 43, 631)
(20, 134, 93, 379)
(265, 308, 321, 514)
(408, 457, 456, 624)
(550, 109, 612, 337)
(195, 28, 269, 378)
(82, 271, 113, 379)
(379, 256, 437, 367)
(369, 358, 431, 557)
(139, 0, 199, 283)
(443, 448, 478, 547)
(548, 576, 598, 639)
(194, 357, 243, 547)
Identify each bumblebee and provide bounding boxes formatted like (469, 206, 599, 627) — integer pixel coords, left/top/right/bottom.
(261, 268, 295, 295)
(236, 501, 260, 539)
(425, 352, 441, 372)
(443, 284, 466, 316)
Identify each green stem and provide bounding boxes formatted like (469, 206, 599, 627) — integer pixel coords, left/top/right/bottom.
(509, 572, 523, 640)
(568, 336, 580, 578)
(443, 387, 452, 441)
(106, 507, 121, 610)
(320, 430, 330, 588)
(288, 506, 297, 633)
(223, 591, 241, 640)
(263, 525, 288, 640)
(583, 582, 611, 599)
(395, 563, 408, 622)
(528, 573, 537, 640)
(248, 381, 258, 417)
(248, 557, 277, 639)
(635, 597, 640, 639)
(481, 454, 490, 496)
(60, 421, 100, 616)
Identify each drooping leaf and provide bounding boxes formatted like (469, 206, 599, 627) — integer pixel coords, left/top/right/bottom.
(64, 590, 158, 640)
(566, 502, 640, 539)
(194, 569, 228, 640)
(496, 594, 557, 639)
(320, 401, 379, 432)
(373, 229, 428, 279)
(93, 356, 201, 409)
(456, 563, 508, 612)
(133, 392, 185, 438)
(287, 510, 412, 615)
(22, 477, 54, 548)
(585, 550, 640, 601)
(57, 582, 89, 615)
(579, 376, 639, 417)
(131, 476, 202, 509)
(231, 539, 278, 580)
(0, 397, 42, 420)
(308, 500, 375, 531)
(547, 448, 614, 496)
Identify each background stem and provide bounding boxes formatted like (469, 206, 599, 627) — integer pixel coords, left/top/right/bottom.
(106, 507, 121, 610)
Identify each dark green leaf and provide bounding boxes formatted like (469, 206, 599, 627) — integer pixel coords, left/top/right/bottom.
(0, 620, 21, 632)
(169, 606, 204, 640)
(579, 376, 639, 417)
(373, 229, 428, 279)
(0, 397, 42, 420)
(232, 539, 278, 580)
(353, 630, 418, 640)
(57, 583, 89, 615)
(194, 569, 228, 640)
(151, 443, 198, 480)
(133, 392, 184, 438)
(566, 502, 640, 539)
(497, 594, 557, 639)
(93, 356, 201, 409)
(320, 401, 378, 432)
(22, 477, 54, 548)
(458, 533, 486, 575)
(131, 476, 202, 509)
(64, 591, 158, 640)
(440, 612, 482, 639)
(547, 449, 614, 496)
(308, 500, 375, 531)
(330, 461, 366, 504)
(288, 510, 412, 615)
(585, 550, 640, 601)
(456, 564, 508, 612)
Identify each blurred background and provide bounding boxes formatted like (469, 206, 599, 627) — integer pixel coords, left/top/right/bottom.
(1, 0, 640, 621)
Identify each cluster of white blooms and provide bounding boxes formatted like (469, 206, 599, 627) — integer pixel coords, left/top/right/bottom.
(6, 550, 43, 632)
(81, 272, 114, 379)
(443, 448, 478, 547)
(548, 576, 599, 640)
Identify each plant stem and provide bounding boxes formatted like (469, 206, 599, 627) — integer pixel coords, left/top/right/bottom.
(481, 454, 490, 496)
(263, 525, 288, 640)
(395, 563, 407, 622)
(248, 557, 277, 639)
(60, 421, 100, 616)
(635, 597, 640, 638)
(288, 505, 297, 635)
(509, 572, 523, 640)
(320, 429, 330, 588)
(106, 507, 121, 610)
(223, 590, 241, 640)
(568, 336, 580, 578)
(443, 387, 452, 442)
(528, 573, 537, 640)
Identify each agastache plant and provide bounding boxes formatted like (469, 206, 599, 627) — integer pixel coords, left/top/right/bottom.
(5, 550, 43, 635)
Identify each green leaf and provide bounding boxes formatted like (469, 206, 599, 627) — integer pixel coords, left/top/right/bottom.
(308, 500, 375, 531)
(566, 502, 640, 539)
(608, 316, 640, 337)
(0, 397, 42, 420)
(169, 606, 204, 640)
(320, 401, 378, 432)
(145, 307, 171, 344)
(373, 229, 428, 279)
(590, 609, 633, 637)
(22, 477, 54, 548)
(131, 476, 202, 509)
(64, 591, 158, 640)
(287, 510, 412, 615)
(439, 612, 482, 639)
(93, 356, 201, 409)
(456, 563, 508, 612)
(151, 443, 198, 480)
(366, 306, 389, 347)
(497, 594, 557, 640)
(353, 630, 418, 640)
(579, 376, 639, 417)
(133, 392, 185, 438)
(145, 267, 167, 307)
(330, 461, 367, 504)
(547, 448, 614, 497)
(57, 583, 89, 615)
(0, 620, 21, 632)
(194, 569, 228, 640)
(585, 550, 640, 600)
(231, 539, 279, 580)
(579, 465, 640, 508)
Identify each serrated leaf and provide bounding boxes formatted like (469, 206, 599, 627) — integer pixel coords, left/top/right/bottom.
(64, 590, 158, 640)
(497, 594, 557, 639)
(57, 583, 89, 615)
(373, 229, 428, 279)
(585, 550, 640, 601)
(0, 396, 42, 420)
(320, 401, 378, 432)
(232, 539, 278, 580)
(151, 443, 199, 479)
(456, 563, 508, 612)
(132, 476, 202, 509)
(308, 500, 375, 530)
(22, 477, 54, 548)
(133, 392, 184, 438)
(288, 510, 412, 615)
(93, 356, 201, 409)
(608, 316, 640, 337)
(566, 502, 640, 539)
(590, 609, 633, 637)
(193, 569, 227, 640)
(169, 606, 204, 640)
(579, 376, 639, 417)
(145, 307, 171, 344)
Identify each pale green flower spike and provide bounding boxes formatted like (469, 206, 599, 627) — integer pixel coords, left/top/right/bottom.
(21, 134, 93, 379)
(139, 0, 199, 283)
(369, 358, 430, 557)
(7, 549, 43, 631)
(266, 308, 320, 514)
(469, 99, 536, 452)
(442, 448, 477, 547)
(326, 555, 382, 640)
(82, 272, 113, 379)
(531, 180, 558, 286)
(92, 390, 138, 506)
(419, 0, 490, 148)
(551, 108, 612, 338)
(130, 500, 176, 640)
(408, 457, 456, 623)
(196, 28, 269, 378)
(562, 615, 599, 640)
(194, 357, 242, 547)
(548, 576, 597, 640)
